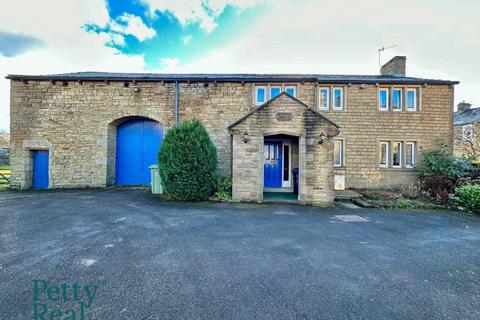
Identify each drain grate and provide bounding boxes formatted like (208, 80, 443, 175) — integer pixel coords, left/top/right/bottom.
(334, 215, 369, 222)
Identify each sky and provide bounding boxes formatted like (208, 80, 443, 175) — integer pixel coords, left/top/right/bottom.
(0, 0, 479, 132)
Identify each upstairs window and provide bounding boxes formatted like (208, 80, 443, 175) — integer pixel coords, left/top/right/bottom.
(319, 87, 330, 110)
(378, 88, 389, 111)
(406, 142, 416, 168)
(333, 87, 344, 110)
(285, 86, 296, 97)
(392, 88, 403, 111)
(406, 89, 417, 111)
(270, 86, 281, 99)
(392, 142, 402, 168)
(379, 142, 389, 168)
(255, 86, 267, 105)
(333, 139, 344, 167)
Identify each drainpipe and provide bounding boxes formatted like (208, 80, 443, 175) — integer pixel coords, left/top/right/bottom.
(175, 81, 179, 125)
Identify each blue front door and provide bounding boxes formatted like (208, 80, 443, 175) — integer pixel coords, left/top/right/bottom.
(115, 119, 163, 185)
(32, 150, 49, 189)
(264, 142, 282, 188)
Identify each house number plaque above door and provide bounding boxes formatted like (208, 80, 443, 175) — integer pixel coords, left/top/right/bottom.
(276, 112, 293, 121)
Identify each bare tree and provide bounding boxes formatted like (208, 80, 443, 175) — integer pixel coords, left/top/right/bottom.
(454, 123, 480, 160)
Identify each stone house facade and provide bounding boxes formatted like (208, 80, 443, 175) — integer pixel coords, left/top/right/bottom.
(453, 102, 480, 160)
(7, 56, 458, 205)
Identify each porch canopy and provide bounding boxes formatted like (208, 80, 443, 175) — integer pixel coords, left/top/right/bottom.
(228, 92, 340, 206)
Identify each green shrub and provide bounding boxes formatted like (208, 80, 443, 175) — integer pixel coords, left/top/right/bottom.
(455, 184, 480, 210)
(214, 175, 232, 201)
(158, 120, 217, 201)
(416, 144, 477, 203)
(417, 144, 475, 178)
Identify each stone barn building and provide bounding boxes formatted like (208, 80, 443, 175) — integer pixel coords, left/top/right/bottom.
(7, 56, 458, 205)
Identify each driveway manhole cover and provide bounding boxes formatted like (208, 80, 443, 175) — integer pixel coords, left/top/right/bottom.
(334, 215, 369, 222)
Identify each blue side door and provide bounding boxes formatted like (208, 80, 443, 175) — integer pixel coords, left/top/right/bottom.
(116, 119, 163, 185)
(264, 142, 282, 188)
(32, 150, 49, 189)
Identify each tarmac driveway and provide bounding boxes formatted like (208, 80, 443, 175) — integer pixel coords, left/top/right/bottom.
(1, 189, 479, 320)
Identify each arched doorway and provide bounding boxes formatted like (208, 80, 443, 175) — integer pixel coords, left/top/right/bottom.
(115, 118, 163, 185)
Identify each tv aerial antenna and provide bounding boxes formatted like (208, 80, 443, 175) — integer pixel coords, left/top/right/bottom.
(378, 45, 398, 71)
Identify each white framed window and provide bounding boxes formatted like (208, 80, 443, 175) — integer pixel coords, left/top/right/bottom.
(406, 88, 417, 111)
(285, 85, 296, 97)
(406, 142, 416, 168)
(379, 142, 390, 168)
(255, 86, 267, 105)
(392, 88, 403, 111)
(270, 86, 281, 99)
(463, 124, 474, 140)
(319, 87, 330, 110)
(333, 139, 344, 167)
(378, 88, 389, 111)
(392, 142, 402, 168)
(333, 87, 344, 110)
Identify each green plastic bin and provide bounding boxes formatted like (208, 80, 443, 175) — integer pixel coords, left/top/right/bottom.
(149, 164, 163, 194)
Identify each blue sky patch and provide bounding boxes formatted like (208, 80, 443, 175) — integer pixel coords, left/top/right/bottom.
(84, 1, 267, 69)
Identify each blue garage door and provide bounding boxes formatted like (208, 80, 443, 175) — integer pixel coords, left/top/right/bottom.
(115, 119, 163, 185)
(32, 150, 49, 189)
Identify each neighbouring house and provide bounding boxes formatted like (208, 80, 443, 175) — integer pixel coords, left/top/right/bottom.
(6, 56, 458, 205)
(454, 102, 480, 161)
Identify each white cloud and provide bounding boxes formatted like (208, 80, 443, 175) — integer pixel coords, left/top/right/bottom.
(0, 0, 479, 131)
(160, 57, 181, 69)
(182, 35, 193, 44)
(0, 0, 149, 131)
(140, 0, 264, 33)
(109, 13, 156, 42)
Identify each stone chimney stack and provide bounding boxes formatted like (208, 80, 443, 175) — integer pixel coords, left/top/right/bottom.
(380, 56, 407, 77)
(457, 101, 472, 113)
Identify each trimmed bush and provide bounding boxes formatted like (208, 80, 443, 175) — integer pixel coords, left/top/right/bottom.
(455, 184, 480, 210)
(158, 120, 217, 201)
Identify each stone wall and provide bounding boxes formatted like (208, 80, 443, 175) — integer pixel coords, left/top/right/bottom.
(10, 79, 454, 191)
(317, 84, 454, 188)
(10, 80, 174, 189)
(293, 82, 453, 188)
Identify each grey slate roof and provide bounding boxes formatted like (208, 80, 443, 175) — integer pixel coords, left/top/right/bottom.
(454, 108, 480, 126)
(5, 71, 459, 85)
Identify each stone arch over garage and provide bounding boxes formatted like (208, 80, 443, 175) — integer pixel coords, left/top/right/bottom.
(106, 116, 164, 186)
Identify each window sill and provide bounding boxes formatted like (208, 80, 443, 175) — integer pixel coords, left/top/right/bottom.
(377, 110, 421, 113)
(378, 167, 415, 171)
